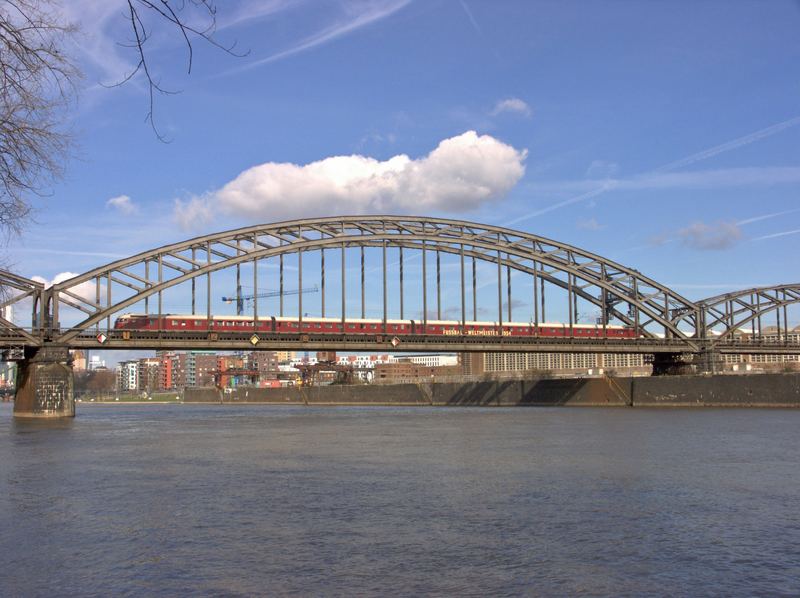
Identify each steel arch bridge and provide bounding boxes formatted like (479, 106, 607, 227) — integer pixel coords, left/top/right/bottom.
(1, 216, 798, 357)
(695, 285, 800, 353)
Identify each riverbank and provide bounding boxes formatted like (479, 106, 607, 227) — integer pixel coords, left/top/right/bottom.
(173, 372, 800, 407)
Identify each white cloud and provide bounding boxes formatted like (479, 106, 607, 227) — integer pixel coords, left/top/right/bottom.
(174, 131, 527, 229)
(490, 98, 532, 118)
(58, 1, 299, 83)
(105, 194, 137, 215)
(577, 217, 605, 231)
(32, 272, 99, 304)
(174, 196, 215, 231)
(677, 221, 742, 251)
(585, 160, 619, 179)
(56, 3, 134, 84)
(218, 1, 299, 30)
(32, 272, 81, 288)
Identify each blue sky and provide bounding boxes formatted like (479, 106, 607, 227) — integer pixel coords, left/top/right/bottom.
(8, 0, 800, 316)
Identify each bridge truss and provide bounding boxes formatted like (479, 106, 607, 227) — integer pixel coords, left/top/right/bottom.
(0, 216, 797, 356)
(696, 285, 800, 353)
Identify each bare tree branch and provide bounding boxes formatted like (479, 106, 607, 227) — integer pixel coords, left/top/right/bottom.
(0, 0, 76, 245)
(114, 0, 247, 141)
(0, 0, 245, 248)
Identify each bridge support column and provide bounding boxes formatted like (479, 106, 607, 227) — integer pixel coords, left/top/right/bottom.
(651, 352, 695, 376)
(14, 346, 74, 418)
(695, 348, 724, 375)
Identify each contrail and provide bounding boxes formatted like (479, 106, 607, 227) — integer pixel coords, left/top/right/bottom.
(736, 207, 800, 226)
(752, 228, 800, 241)
(20, 248, 128, 259)
(459, 0, 483, 36)
(222, 0, 411, 76)
(653, 116, 800, 174)
(506, 183, 616, 225)
(508, 115, 800, 226)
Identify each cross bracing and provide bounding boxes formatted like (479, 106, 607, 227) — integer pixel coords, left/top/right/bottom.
(0, 216, 797, 355)
(697, 284, 800, 344)
(0, 270, 44, 345)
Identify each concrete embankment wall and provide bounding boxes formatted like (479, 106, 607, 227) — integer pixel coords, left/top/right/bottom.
(183, 373, 800, 407)
(631, 373, 800, 407)
(429, 378, 629, 406)
(185, 384, 431, 405)
(184, 378, 629, 406)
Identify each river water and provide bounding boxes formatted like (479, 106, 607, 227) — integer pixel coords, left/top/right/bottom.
(1, 403, 798, 597)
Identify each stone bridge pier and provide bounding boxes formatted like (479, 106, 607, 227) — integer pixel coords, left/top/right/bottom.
(14, 346, 74, 418)
(650, 347, 724, 376)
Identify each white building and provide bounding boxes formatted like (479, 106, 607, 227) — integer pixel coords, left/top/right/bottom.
(88, 355, 106, 370)
(116, 361, 138, 392)
(336, 354, 397, 367)
(402, 354, 458, 368)
(290, 356, 317, 368)
(483, 351, 648, 375)
(335, 354, 398, 381)
(0, 362, 15, 389)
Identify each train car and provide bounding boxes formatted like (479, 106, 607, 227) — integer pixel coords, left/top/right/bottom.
(113, 313, 637, 338)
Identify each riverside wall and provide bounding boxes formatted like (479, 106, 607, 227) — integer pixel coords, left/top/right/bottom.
(630, 373, 800, 407)
(183, 373, 800, 407)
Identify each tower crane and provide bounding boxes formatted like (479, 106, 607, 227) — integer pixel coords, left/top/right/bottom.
(222, 285, 319, 316)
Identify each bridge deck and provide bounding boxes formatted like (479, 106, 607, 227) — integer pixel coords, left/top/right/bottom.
(0, 329, 729, 354)
(3, 330, 799, 358)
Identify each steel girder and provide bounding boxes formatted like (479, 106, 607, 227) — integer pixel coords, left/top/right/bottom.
(697, 284, 800, 343)
(0, 270, 44, 345)
(46, 216, 702, 348)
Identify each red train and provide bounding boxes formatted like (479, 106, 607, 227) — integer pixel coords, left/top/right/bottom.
(114, 314, 637, 339)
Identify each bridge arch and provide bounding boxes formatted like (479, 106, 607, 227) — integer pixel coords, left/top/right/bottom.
(42, 216, 702, 348)
(698, 284, 800, 344)
(0, 271, 44, 345)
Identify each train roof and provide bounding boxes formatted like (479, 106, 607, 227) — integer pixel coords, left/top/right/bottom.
(116, 313, 628, 328)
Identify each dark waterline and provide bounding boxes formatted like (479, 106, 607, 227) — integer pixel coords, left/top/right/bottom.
(1, 402, 799, 596)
